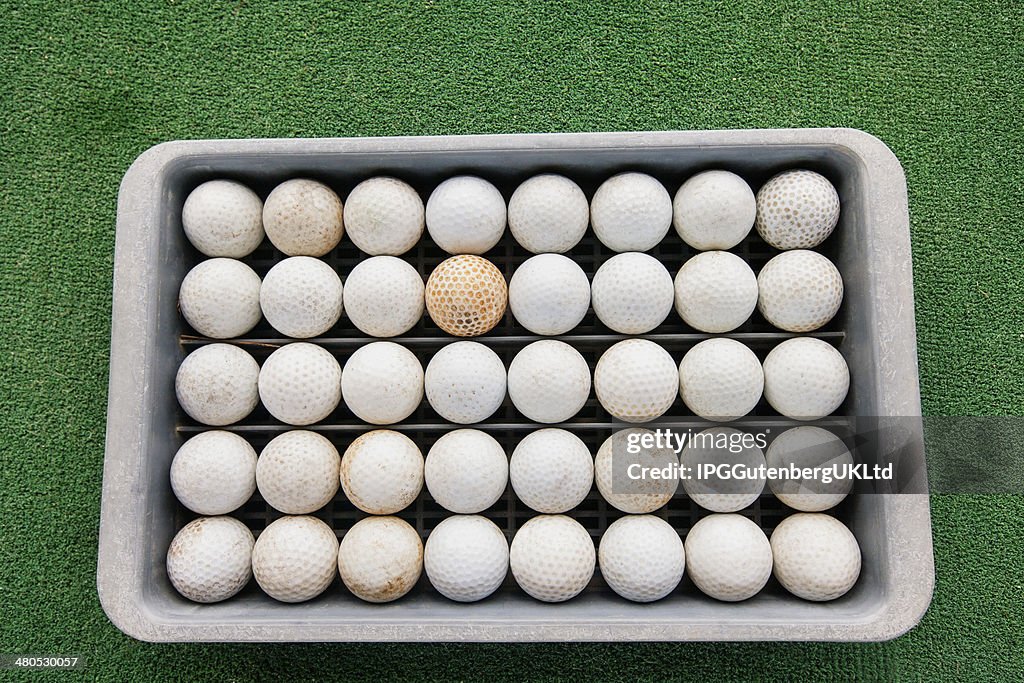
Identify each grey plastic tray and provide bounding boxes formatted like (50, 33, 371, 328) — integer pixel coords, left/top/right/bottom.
(99, 129, 933, 642)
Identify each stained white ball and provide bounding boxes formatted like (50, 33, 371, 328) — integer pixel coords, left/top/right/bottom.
(170, 431, 257, 515)
(507, 174, 589, 253)
(591, 172, 672, 252)
(594, 339, 678, 423)
(340, 430, 424, 514)
(510, 429, 593, 513)
(598, 515, 684, 603)
(343, 177, 424, 255)
(179, 258, 262, 339)
(258, 343, 342, 426)
(594, 428, 678, 514)
(341, 341, 424, 425)
(763, 338, 850, 420)
(424, 515, 509, 602)
(166, 516, 254, 603)
(673, 251, 758, 333)
(256, 430, 341, 514)
(679, 426, 766, 513)
(337, 516, 423, 603)
(424, 429, 508, 514)
(426, 176, 506, 254)
(757, 250, 843, 332)
(260, 256, 343, 338)
(510, 515, 595, 603)
(508, 254, 591, 335)
(678, 338, 763, 421)
(343, 256, 424, 337)
(766, 427, 854, 512)
(507, 340, 591, 424)
(263, 178, 345, 256)
(251, 515, 339, 603)
(672, 170, 756, 250)
(770, 513, 861, 601)
(684, 514, 772, 601)
(591, 252, 674, 334)
(182, 180, 265, 258)
(755, 170, 840, 250)
(425, 341, 506, 424)
(176, 344, 260, 426)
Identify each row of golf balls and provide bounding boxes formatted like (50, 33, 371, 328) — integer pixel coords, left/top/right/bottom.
(181, 169, 839, 262)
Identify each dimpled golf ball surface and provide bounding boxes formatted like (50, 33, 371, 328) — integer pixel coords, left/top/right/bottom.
(590, 172, 672, 252)
(260, 256, 344, 338)
(595, 429, 678, 513)
(170, 431, 257, 515)
(771, 513, 861, 601)
(591, 252, 674, 334)
(673, 251, 758, 333)
(259, 343, 342, 425)
(166, 516, 254, 603)
(176, 343, 259, 426)
(344, 176, 424, 255)
(594, 339, 678, 423)
(680, 427, 766, 512)
(179, 258, 262, 339)
(510, 429, 593, 514)
(763, 338, 850, 420)
(598, 515, 684, 603)
(252, 515, 339, 603)
(341, 341, 424, 425)
(182, 179, 265, 258)
(672, 170, 756, 250)
(507, 174, 589, 253)
(340, 430, 424, 514)
(424, 515, 509, 602)
(256, 430, 340, 514)
(510, 515, 595, 603)
(425, 255, 508, 337)
(685, 514, 772, 602)
(425, 341, 506, 424)
(425, 176, 506, 255)
(343, 256, 425, 337)
(507, 340, 591, 424)
(263, 178, 344, 256)
(678, 338, 764, 421)
(757, 250, 844, 332)
(766, 426, 854, 512)
(755, 170, 840, 250)
(337, 516, 423, 603)
(424, 429, 508, 513)
(508, 254, 591, 335)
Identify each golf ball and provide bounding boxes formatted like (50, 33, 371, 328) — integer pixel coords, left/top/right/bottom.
(425, 255, 507, 337)
(684, 513, 772, 602)
(590, 172, 672, 252)
(181, 179, 265, 258)
(424, 429, 508, 514)
(258, 342, 342, 425)
(672, 170, 756, 250)
(343, 256, 425, 337)
(252, 515, 339, 603)
(425, 176, 506, 254)
(680, 426, 766, 512)
(757, 250, 843, 332)
(176, 343, 259, 426)
(340, 341, 424, 425)
(256, 430, 341, 514)
(337, 516, 423, 603)
(508, 254, 591, 336)
(673, 251, 758, 333)
(510, 429, 593, 514)
(166, 516, 254, 603)
(766, 427, 854, 512)
(510, 515, 595, 603)
(507, 340, 591, 424)
(678, 338, 763, 421)
(260, 256, 344, 338)
(755, 170, 840, 250)
(591, 252, 674, 334)
(770, 513, 861, 601)
(340, 430, 424, 515)
(179, 258, 262, 339)
(762, 338, 850, 420)
(594, 428, 678, 514)
(598, 515, 684, 603)
(263, 178, 344, 256)
(170, 431, 257, 515)
(594, 339, 678, 423)
(507, 174, 589, 253)
(424, 341, 506, 424)
(424, 515, 509, 603)
(343, 176, 424, 255)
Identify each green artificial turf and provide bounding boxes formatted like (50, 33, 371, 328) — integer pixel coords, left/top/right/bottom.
(1, 1, 1022, 680)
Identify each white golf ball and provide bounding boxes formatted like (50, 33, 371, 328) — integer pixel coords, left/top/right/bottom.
(424, 515, 509, 602)
(594, 428, 678, 514)
(425, 255, 508, 337)
(508, 254, 591, 336)
(170, 431, 257, 515)
(343, 176, 424, 255)
(258, 343, 342, 426)
(763, 338, 850, 420)
(678, 338, 763, 421)
(260, 256, 344, 338)
(598, 515, 684, 603)
(176, 343, 260, 426)
(166, 516, 254, 603)
(424, 341, 506, 424)
(766, 427, 854, 512)
(591, 252, 674, 334)
(256, 430, 341, 514)
(510, 515, 595, 603)
(263, 178, 344, 256)
(507, 340, 591, 423)
(680, 426, 766, 513)
(510, 429, 593, 514)
(684, 513, 772, 602)
(340, 430, 424, 514)
(507, 174, 589, 253)
(341, 341, 424, 425)
(590, 172, 672, 252)
(424, 429, 508, 514)
(182, 180, 265, 258)
(755, 170, 840, 250)
(337, 516, 423, 603)
(252, 515, 339, 603)
(757, 250, 843, 332)
(594, 339, 678, 423)
(343, 256, 424, 338)
(425, 176, 506, 254)
(673, 251, 758, 333)
(770, 513, 861, 601)
(672, 170, 756, 250)
(179, 258, 262, 339)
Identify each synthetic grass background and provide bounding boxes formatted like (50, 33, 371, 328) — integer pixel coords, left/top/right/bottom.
(1, 1, 1022, 680)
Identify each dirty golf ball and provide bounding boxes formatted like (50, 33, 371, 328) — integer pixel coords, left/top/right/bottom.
(507, 340, 591, 424)
(766, 427, 854, 511)
(680, 426, 766, 512)
(507, 174, 589, 253)
(763, 338, 850, 420)
(594, 339, 678, 423)
(590, 172, 672, 252)
(424, 429, 508, 514)
(344, 177, 424, 255)
(591, 252, 674, 334)
(672, 170, 756, 250)
(260, 256, 343, 338)
(340, 430, 424, 515)
(594, 428, 678, 513)
(425, 176, 506, 254)
(757, 250, 843, 332)
(424, 515, 509, 602)
(770, 513, 861, 601)
(259, 342, 342, 425)
(598, 515, 685, 603)
(252, 515, 339, 603)
(179, 258, 262, 339)
(343, 256, 424, 337)
(166, 516, 254, 603)
(510, 515, 595, 603)
(510, 429, 593, 514)
(684, 514, 773, 602)
(256, 430, 341, 514)
(425, 341, 506, 424)
(176, 343, 260, 426)
(263, 178, 344, 256)
(340, 341, 424, 425)
(755, 170, 840, 250)
(673, 251, 758, 333)
(508, 254, 591, 335)
(182, 179, 265, 258)
(425, 255, 507, 336)
(337, 516, 423, 603)
(678, 338, 763, 421)
(170, 431, 257, 515)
